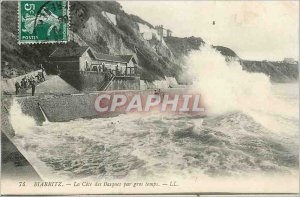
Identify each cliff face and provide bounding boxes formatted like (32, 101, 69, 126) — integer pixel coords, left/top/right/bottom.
(1, 2, 57, 77)
(212, 46, 239, 58)
(1, 1, 181, 81)
(1, 1, 298, 83)
(211, 46, 298, 83)
(240, 60, 298, 83)
(164, 36, 205, 64)
(64, 1, 184, 81)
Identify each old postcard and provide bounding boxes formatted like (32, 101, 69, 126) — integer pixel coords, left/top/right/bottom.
(1, 0, 299, 196)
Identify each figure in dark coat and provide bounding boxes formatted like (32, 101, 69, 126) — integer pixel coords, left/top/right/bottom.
(15, 81, 21, 95)
(30, 80, 36, 96)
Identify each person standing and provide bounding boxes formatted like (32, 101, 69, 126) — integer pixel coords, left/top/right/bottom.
(15, 81, 21, 95)
(24, 77, 28, 88)
(30, 79, 36, 96)
(21, 77, 25, 88)
(40, 64, 46, 81)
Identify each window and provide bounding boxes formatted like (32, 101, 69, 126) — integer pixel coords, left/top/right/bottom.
(85, 61, 90, 71)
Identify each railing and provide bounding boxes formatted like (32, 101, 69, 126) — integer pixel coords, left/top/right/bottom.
(88, 65, 138, 77)
(59, 64, 139, 77)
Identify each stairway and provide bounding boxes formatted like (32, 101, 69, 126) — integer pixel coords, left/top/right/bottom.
(99, 76, 115, 91)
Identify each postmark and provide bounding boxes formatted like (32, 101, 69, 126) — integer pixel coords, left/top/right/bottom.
(18, 1, 69, 44)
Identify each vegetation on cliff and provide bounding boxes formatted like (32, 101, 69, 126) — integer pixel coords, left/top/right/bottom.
(212, 46, 239, 58)
(164, 36, 205, 62)
(241, 60, 298, 83)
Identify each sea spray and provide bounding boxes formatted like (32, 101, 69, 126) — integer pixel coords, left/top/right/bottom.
(185, 45, 272, 115)
(9, 98, 36, 135)
(185, 45, 298, 133)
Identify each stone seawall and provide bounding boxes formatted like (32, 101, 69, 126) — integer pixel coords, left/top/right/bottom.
(60, 71, 106, 91)
(16, 88, 195, 123)
(17, 94, 101, 122)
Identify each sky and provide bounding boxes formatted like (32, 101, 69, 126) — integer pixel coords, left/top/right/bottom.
(119, 1, 299, 61)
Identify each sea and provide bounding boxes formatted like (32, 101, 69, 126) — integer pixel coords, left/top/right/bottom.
(8, 46, 299, 192)
(11, 83, 299, 182)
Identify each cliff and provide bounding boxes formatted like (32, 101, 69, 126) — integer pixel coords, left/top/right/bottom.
(2, 1, 182, 82)
(212, 46, 239, 58)
(240, 60, 298, 83)
(164, 36, 205, 63)
(1, 1, 298, 84)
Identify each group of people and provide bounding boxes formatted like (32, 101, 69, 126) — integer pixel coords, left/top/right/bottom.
(15, 70, 46, 96)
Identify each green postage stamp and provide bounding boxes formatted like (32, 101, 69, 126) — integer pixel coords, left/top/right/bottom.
(18, 1, 69, 44)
